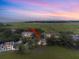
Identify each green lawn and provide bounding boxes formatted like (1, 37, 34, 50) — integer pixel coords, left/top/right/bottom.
(0, 46, 79, 59)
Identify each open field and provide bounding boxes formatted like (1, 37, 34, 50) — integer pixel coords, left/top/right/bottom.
(4, 22, 79, 33)
(0, 46, 79, 59)
(0, 22, 79, 59)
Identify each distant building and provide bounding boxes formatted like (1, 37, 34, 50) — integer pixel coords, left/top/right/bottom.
(46, 33, 52, 38)
(37, 38, 47, 46)
(0, 41, 15, 52)
(71, 34, 79, 41)
(45, 32, 60, 39)
(11, 29, 16, 33)
(3, 42, 15, 51)
(22, 31, 33, 38)
(0, 40, 22, 52)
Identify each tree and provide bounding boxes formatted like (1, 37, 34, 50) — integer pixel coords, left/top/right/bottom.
(17, 42, 31, 54)
(17, 44, 26, 54)
(59, 31, 74, 48)
(0, 28, 21, 42)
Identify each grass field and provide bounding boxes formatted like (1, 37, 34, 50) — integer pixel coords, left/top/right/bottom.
(2, 23, 79, 33)
(4, 22, 79, 33)
(1, 22, 79, 59)
(0, 46, 79, 59)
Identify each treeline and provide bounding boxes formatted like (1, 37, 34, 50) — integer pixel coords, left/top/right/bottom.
(0, 28, 23, 42)
(24, 20, 79, 23)
(47, 31, 79, 49)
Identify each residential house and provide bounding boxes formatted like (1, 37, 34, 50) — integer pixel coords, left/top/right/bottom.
(46, 32, 60, 39)
(22, 31, 33, 38)
(71, 34, 79, 41)
(0, 40, 22, 52)
(45, 33, 52, 38)
(0, 41, 15, 52)
(3, 42, 15, 51)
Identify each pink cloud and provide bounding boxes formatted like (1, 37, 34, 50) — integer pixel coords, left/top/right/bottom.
(6, 8, 79, 20)
(69, 3, 79, 12)
(5, 0, 79, 20)
(7, 0, 63, 9)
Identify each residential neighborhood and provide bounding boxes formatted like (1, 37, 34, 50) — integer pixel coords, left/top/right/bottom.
(0, 27, 79, 53)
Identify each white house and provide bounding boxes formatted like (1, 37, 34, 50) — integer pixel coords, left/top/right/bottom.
(46, 33, 52, 38)
(37, 39, 47, 46)
(0, 41, 21, 52)
(3, 42, 16, 51)
(22, 32, 33, 38)
(71, 34, 79, 41)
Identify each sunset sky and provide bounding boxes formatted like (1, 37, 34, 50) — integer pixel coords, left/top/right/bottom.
(0, 0, 79, 22)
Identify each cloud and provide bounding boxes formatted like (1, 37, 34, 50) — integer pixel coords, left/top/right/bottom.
(3, 8, 79, 20)
(6, 0, 63, 9)
(1, 0, 79, 21)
